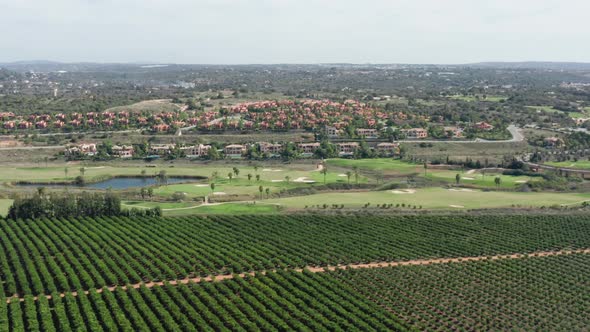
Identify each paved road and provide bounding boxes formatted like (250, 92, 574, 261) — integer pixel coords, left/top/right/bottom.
(397, 124, 524, 144)
(0, 125, 525, 151)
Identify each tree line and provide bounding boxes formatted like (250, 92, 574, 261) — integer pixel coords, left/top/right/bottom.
(7, 190, 161, 220)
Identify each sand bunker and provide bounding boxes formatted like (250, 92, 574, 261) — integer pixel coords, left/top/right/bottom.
(449, 205, 465, 208)
(391, 189, 416, 194)
(271, 180, 283, 182)
(448, 188, 475, 192)
(515, 180, 528, 183)
(293, 177, 316, 183)
(194, 184, 209, 187)
(466, 169, 476, 174)
(212, 192, 227, 195)
(262, 169, 283, 172)
(462, 177, 475, 180)
(338, 174, 348, 177)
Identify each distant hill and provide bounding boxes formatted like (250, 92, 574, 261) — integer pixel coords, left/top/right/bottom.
(468, 62, 590, 70)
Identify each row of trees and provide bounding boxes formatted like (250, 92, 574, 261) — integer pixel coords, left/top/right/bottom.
(7, 190, 161, 220)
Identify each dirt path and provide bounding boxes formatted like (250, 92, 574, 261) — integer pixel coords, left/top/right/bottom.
(7, 248, 589, 303)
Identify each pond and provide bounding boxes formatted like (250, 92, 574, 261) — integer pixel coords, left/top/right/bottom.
(15, 177, 196, 190)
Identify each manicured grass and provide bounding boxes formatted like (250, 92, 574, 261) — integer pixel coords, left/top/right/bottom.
(122, 200, 198, 210)
(326, 158, 420, 173)
(545, 160, 590, 170)
(166, 202, 281, 216)
(0, 199, 13, 217)
(265, 187, 590, 210)
(426, 169, 540, 188)
(527, 105, 589, 119)
(448, 95, 505, 102)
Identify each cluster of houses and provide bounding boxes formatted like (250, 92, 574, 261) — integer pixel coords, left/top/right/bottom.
(65, 141, 401, 159)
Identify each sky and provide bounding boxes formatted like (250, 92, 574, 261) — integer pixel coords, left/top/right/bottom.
(1, 0, 590, 64)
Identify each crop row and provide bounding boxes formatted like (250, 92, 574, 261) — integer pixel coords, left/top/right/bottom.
(0, 270, 407, 332)
(332, 252, 590, 331)
(1, 214, 590, 297)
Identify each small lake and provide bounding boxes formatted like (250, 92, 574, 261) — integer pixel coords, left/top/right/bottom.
(16, 177, 195, 190)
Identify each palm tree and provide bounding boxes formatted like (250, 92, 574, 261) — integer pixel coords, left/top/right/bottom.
(265, 187, 270, 198)
(495, 176, 502, 188)
(455, 173, 461, 185)
(210, 182, 215, 194)
(247, 173, 252, 182)
(285, 175, 290, 184)
(346, 171, 352, 185)
(158, 170, 168, 186)
(258, 185, 264, 200)
(320, 166, 328, 184)
(64, 167, 69, 179)
(254, 165, 259, 173)
(423, 162, 428, 176)
(228, 172, 233, 183)
(353, 166, 359, 185)
(233, 167, 240, 177)
(256, 174, 260, 182)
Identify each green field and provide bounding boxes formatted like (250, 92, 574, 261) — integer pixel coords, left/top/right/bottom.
(545, 160, 590, 170)
(0, 199, 12, 217)
(526, 105, 589, 119)
(426, 169, 539, 188)
(448, 95, 505, 102)
(326, 158, 420, 174)
(266, 187, 590, 210)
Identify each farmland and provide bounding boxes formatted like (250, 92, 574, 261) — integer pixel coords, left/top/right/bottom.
(0, 214, 589, 331)
(333, 253, 590, 331)
(0, 215, 589, 297)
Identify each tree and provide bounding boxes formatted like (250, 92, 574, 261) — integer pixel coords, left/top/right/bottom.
(210, 182, 215, 193)
(320, 166, 328, 184)
(233, 167, 240, 177)
(258, 185, 264, 200)
(79, 167, 85, 176)
(157, 170, 168, 186)
(64, 167, 69, 179)
(495, 176, 502, 188)
(254, 165, 259, 173)
(147, 187, 153, 200)
(256, 174, 260, 182)
(285, 175, 290, 184)
(346, 171, 352, 184)
(141, 169, 147, 177)
(140, 188, 146, 199)
(211, 171, 219, 181)
(353, 166, 360, 185)
(44, 156, 48, 167)
(423, 163, 428, 176)
(228, 172, 233, 183)
(455, 173, 461, 185)
(265, 187, 270, 198)
(247, 173, 252, 182)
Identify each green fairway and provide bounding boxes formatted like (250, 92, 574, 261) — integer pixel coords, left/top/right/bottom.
(326, 158, 420, 173)
(0, 199, 12, 217)
(545, 161, 590, 170)
(426, 169, 540, 188)
(448, 95, 505, 102)
(166, 202, 281, 215)
(265, 187, 590, 210)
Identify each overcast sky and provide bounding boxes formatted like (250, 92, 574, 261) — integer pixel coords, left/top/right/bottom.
(2, 0, 590, 64)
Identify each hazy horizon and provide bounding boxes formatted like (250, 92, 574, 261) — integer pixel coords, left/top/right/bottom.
(2, 0, 590, 64)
